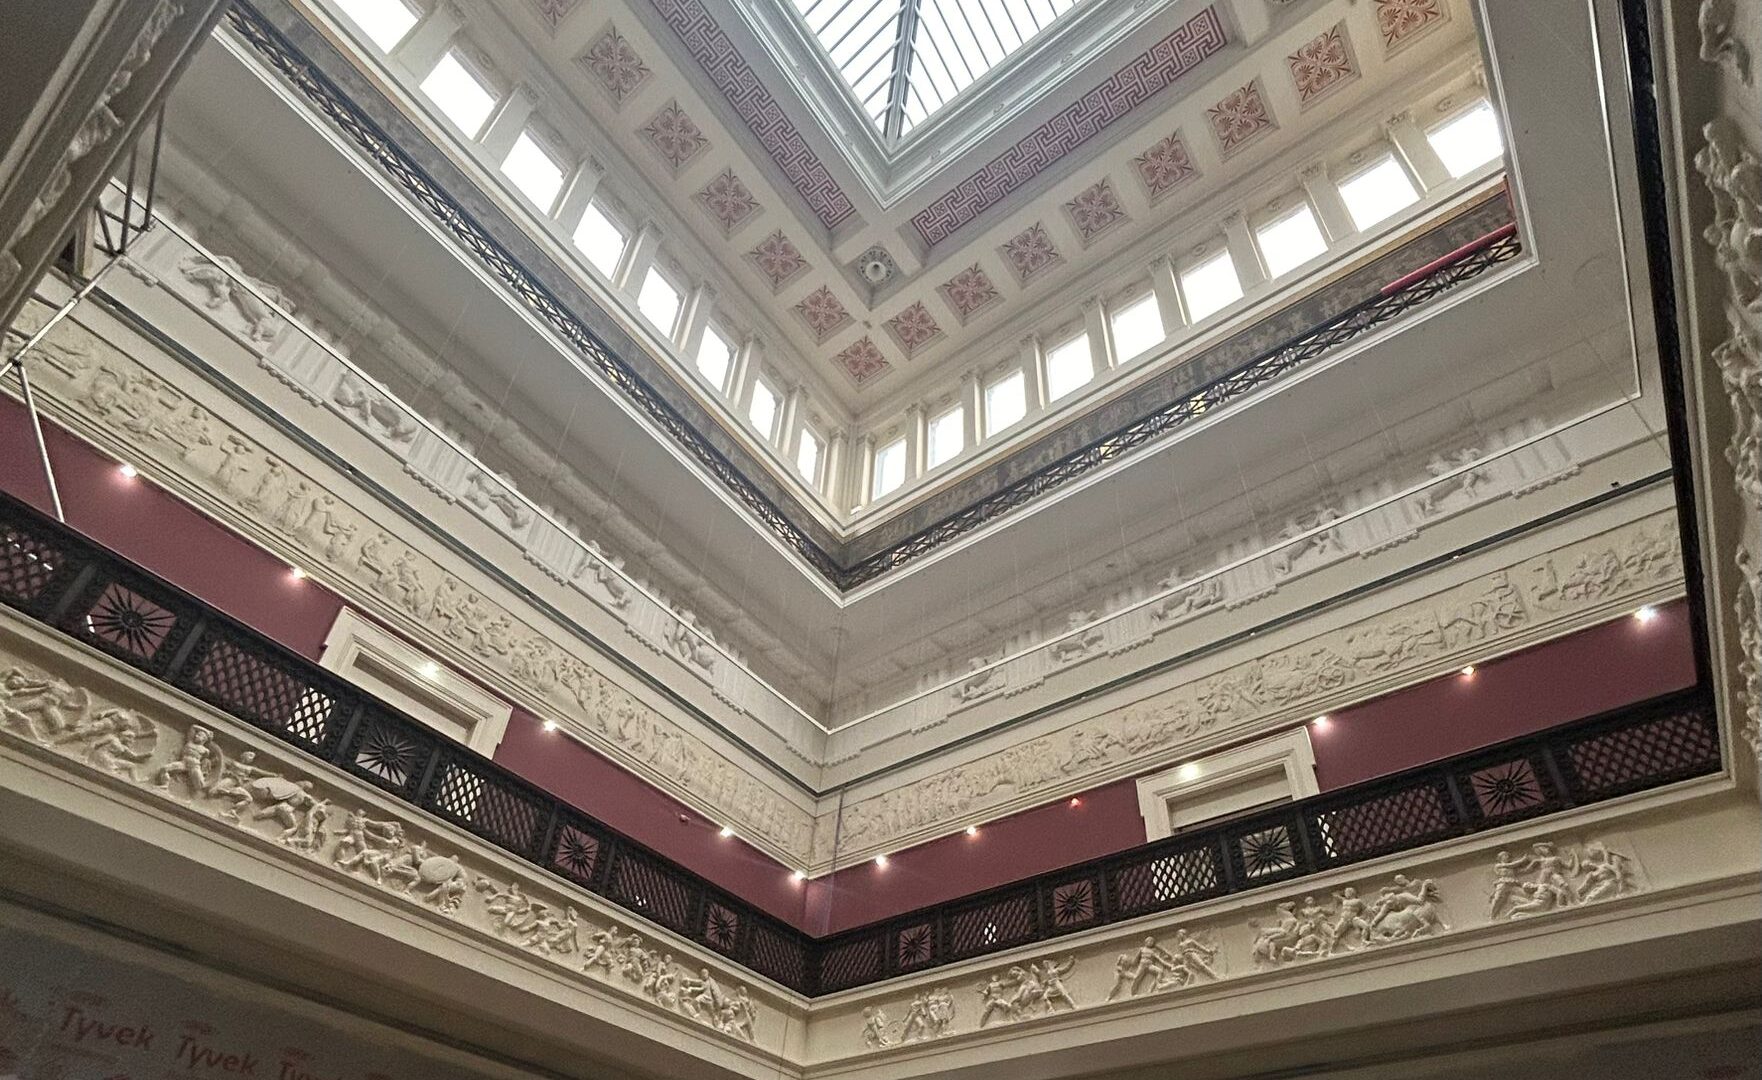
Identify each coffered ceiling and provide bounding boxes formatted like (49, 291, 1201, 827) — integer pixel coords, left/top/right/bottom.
(457, 0, 1471, 405)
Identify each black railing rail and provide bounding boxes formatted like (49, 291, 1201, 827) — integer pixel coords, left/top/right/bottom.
(0, 490, 1721, 995)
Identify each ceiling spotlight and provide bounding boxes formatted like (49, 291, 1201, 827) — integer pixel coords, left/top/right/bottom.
(1460, 665, 1476, 677)
(791, 870, 806, 882)
(719, 826, 734, 838)
(874, 854, 889, 868)
(542, 719, 558, 732)
(965, 825, 978, 837)
(1069, 797, 1083, 808)
(1177, 761, 1203, 782)
(289, 566, 307, 580)
(1633, 605, 1657, 623)
(1311, 715, 1330, 730)
(118, 463, 139, 479)
(421, 661, 441, 679)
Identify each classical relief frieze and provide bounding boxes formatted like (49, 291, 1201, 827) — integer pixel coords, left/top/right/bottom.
(1249, 875, 1449, 966)
(0, 650, 770, 1045)
(1692, 117, 1762, 765)
(832, 515, 1683, 859)
(1487, 839, 1639, 920)
(0, 304, 817, 865)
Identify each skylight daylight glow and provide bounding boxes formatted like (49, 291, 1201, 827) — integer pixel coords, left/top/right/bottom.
(790, 0, 1083, 138)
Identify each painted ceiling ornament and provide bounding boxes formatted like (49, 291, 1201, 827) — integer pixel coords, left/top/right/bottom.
(745, 230, 808, 290)
(885, 302, 943, 358)
(975, 955, 1079, 1027)
(1133, 132, 1198, 202)
(939, 264, 1000, 323)
(1208, 81, 1276, 155)
(694, 168, 760, 236)
(1373, 0, 1448, 52)
(1063, 179, 1128, 244)
(527, 0, 583, 32)
(836, 337, 891, 385)
(1289, 24, 1357, 105)
(1250, 874, 1449, 966)
(794, 286, 852, 342)
(1002, 223, 1061, 284)
(641, 100, 708, 172)
(1488, 839, 1638, 920)
(577, 26, 651, 104)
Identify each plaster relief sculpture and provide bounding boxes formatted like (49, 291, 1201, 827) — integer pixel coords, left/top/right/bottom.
(1049, 611, 1104, 664)
(837, 516, 1681, 857)
(975, 956, 1078, 1027)
(951, 655, 1003, 705)
(52, 706, 157, 780)
(1106, 930, 1219, 998)
(862, 987, 955, 1047)
(0, 653, 778, 1042)
(1, 666, 92, 739)
(462, 469, 534, 533)
(1488, 840, 1637, 920)
(1415, 447, 1488, 516)
(580, 925, 756, 1040)
(179, 253, 290, 343)
(332, 371, 419, 445)
(1148, 572, 1224, 625)
(1699, 0, 1754, 85)
(578, 542, 632, 609)
(663, 609, 719, 674)
(1251, 875, 1448, 966)
(1269, 506, 1344, 577)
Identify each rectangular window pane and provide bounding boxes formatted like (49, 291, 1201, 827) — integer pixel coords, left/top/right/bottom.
(334, 0, 418, 50)
(696, 325, 733, 390)
(419, 51, 496, 137)
(927, 407, 964, 468)
(984, 370, 1026, 436)
(748, 379, 780, 439)
(501, 131, 565, 211)
(796, 428, 823, 485)
(1337, 156, 1419, 231)
(637, 268, 682, 336)
(1255, 204, 1329, 278)
(1044, 334, 1093, 402)
(872, 437, 906, 498)
(1427, 101, 1504, 177)
(1180, 251, 1243, 323)
(1110, 294, 1163, 363)
(572, 201, 627, 278)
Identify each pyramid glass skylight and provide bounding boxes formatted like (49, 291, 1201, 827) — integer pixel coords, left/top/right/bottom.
(790, 0, 1083, 138)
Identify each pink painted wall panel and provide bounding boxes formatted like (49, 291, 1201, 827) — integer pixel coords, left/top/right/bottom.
(0, 396, 343, 659)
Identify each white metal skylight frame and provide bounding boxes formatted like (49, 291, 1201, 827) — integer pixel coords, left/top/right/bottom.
(788, 0, 1085, 140)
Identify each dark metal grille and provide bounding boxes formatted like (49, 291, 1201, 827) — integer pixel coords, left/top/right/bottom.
(0, 491, 1722, 996)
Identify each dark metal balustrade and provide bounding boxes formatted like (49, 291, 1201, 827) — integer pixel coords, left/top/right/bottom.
(0, 491, 1721, 995)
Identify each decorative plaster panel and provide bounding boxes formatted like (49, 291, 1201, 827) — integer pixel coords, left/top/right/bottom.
(909, 6, 1229, 248)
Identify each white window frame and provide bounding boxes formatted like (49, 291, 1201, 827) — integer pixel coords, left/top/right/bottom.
(501, 125, 569, 213)
(320, 608, 512, 756)
(983, 368, 1027, 437)
(1252, 198, 1330, 279)
(637, 264, 686, 340)
(572, 198, 630, 280)
(1335, 150, 1421, 232)
(1108, 289, 1163, 364)
(1178, 245, 1244, 324)
(1136, 727, 1318, 841)
(926, 404, 965, 469)
(1424, 98, 1504, 179)
(419, 48, 500, 139)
